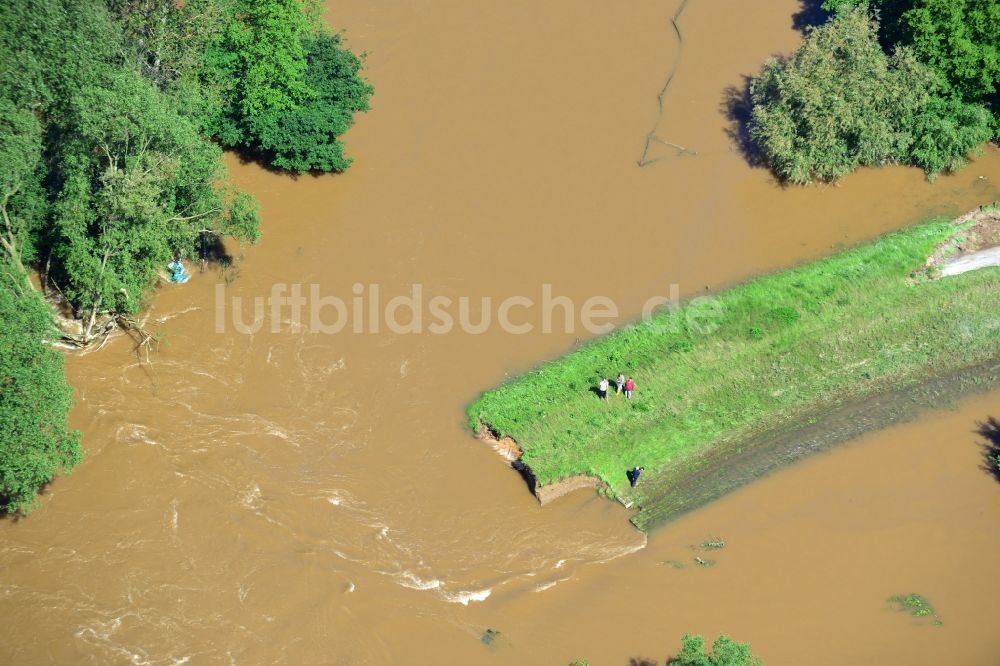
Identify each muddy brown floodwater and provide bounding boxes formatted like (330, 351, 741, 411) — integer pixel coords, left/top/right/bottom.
(3, 0, 1000, 664)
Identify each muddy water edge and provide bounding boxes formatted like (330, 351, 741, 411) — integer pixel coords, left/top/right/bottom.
(2, 0, 1000, 664)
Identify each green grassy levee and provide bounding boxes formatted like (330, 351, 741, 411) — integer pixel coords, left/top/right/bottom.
(467, 213, 1000, 526)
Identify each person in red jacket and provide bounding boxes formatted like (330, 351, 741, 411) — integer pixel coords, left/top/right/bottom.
(624, 376, 636, 400)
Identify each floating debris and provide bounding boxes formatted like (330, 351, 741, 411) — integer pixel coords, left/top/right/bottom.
(657, 559, 686, 569)
(481, 628, 502, 646)
(694, 557, 715, 568)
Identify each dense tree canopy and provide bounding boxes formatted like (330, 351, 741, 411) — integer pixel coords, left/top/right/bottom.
(748, 9, 993, 183)
(1, 0, 260, 338)
(824, 0, 1000, 117)
(0, 278, 81, 514)
(201, 0, 373, 172)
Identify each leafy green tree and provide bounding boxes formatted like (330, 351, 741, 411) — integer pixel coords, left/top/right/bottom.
(201, 0, 316, 144)
(822, 0, 1000, 121)
(0, 99, 46, 291)
(669, 634, 762, 666)
(109, 0, 228, 96)
(750, 10, 929, 182)
(748, 9, 992, 183)
(885, 0, 1000, 115)
(906, 94, 995, 173)
(0, 278, 82, 514)
(200, 0, 372, 172)
(255, 33, 373, 172)
(0, 0, 268, 510)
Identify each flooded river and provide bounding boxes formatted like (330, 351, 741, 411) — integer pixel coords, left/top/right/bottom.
(3, 0, 1000, 664)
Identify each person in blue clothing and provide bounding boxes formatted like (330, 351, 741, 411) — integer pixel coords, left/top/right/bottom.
(167, 258, 191, 284)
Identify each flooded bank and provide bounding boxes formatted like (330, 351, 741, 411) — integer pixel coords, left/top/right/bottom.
(2, 0, 1000, 664)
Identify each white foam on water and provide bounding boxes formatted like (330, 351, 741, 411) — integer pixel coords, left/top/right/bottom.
(239, 484, 263, 511)
(396, 571, 442, 591)
(439, 588, 492, 605)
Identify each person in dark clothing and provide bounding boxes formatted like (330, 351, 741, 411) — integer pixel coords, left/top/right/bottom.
(628, 466, 644, 488)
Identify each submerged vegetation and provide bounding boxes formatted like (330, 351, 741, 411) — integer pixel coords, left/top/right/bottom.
(669, 634, 762, 666)
(748, 3, 998, 183)
(888, 593, 943, 625)
(0, 0, 370, 513)
(468, 209, 1000, 528)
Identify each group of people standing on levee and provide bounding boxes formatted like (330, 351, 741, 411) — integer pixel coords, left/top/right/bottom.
(597, 372, 635, 401)
(595, 373, 643, 488)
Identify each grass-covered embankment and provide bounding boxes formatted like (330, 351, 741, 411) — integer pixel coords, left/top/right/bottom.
(468, 210, 1000, 530)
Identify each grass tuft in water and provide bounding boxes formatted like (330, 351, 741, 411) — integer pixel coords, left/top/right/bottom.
(697, 537, 726, 550)
(888, 593, 943, 625)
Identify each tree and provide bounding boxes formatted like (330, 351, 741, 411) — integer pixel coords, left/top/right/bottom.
(0, 277, 82, 514)
(822, 0, 1000, 121)
(201, 0, 318, 145)
(108, 0, 228, 96)
(0, 99, 46, 293)
(885, 0, 1000, 115)
(669, 634, 762, 666)
(748, 9, 992, 183)
(254, 33, 373, 172)
(200, 0, 372, 172)
(749, 10, 929, 183)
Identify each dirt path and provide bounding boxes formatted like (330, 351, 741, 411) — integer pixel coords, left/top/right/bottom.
(942, 246, 1000, 276)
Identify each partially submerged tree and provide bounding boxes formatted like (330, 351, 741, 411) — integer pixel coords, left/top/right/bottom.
(748, 9, 993, 183)
(255, 33, 373, 172)
(46, 66, 258, 341)
(669, 634, 763, 666)
(200, 0, 372, 172)
(0, 277, 81, 514)
(823, 0, 1000, 120)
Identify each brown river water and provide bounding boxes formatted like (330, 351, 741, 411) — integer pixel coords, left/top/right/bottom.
(3, 1, 1000, 664)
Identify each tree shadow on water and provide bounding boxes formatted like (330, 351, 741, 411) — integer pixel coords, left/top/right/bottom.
(628, 658, 658, 666)
(718, 0, 833, 174)
(720, 77, 770, 171)
(975, 416, 1000, 482)
(792, 0, 832, 34)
